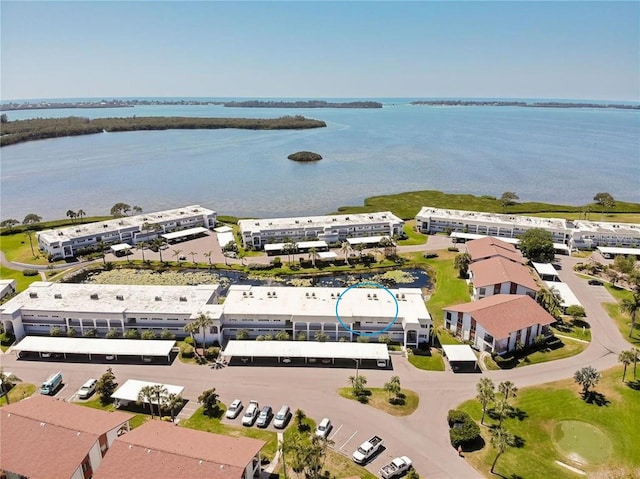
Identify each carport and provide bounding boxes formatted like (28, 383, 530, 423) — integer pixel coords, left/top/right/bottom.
(221, 340, 389, 366)
(532, 262, 560, 282)
(161, 226, 209, 243)
(111, 379, 184, 408)
(110, 243, 132, 256)
(442, 345, 478, 372)
(12, 337, 176, 362)
(597, 246, 640, 259)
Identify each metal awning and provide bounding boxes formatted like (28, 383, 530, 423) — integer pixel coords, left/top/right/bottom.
(111, 379, 184, 405)
(110, 243, 132, 252)
(442, 345, 478, 362)
(222, 340, 389, 361)
(161, 227, 208, 241)
(347, 236, 387, 245)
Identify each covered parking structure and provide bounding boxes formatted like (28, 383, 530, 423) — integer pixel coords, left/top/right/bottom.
(543, 281, 582, 311)
(12, 337, 176, 363)
(110, 243, 132, 256)
(112, 379, 184, 409)
(597, 246, 640, 259)
(346, 235, 388, 246)
(221, 340, 390, 367)
(442, 345, 479, 372)
(532, 262, 560, 282)
(161, 226, 209, 244)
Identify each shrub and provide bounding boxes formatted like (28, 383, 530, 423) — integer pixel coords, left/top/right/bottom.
(272, 257, 282, 267)
(106, 328, 121, 339)
(22, 269, 38, 276)
(447, 409, 481, 448)
(423, 252, 438, 259)
(66, 327, 77, 337)
(296, 332, 307, 341)
(0, 332, 16, 346)
(124, 329, 139, 339)
(160, 329, 176, 340)
(49, 326, 63, 337)
(256, 335, 265, 341)
(447, 246, 459, 252)
(183, 336, 195, 345)
(181, 344, 195, 358)
(141, 329, 156, 340)
(248, 263, 273, 271)
(356, 336, 370, 343)
(205, 347, 220, 360)
(83, 328, 97, 337)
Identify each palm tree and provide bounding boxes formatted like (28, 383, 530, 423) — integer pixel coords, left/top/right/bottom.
(189, 251, 198, 266)
(151, 238, 166, 262)
(308, 247, 319, 268)
(620, 293, 640, 338)
(164, 393, 183, 422)
(490, 427, 516, 474)
(493, 397, 510, 426)
(136, 241, 147, 262)
(66, 209, 77, 223)
(198, 388, 219, 417)
(355, 243, 365, 260)
(476, 377, 495, 425)
(379, 236, 395, 258)
(294, 408, 306, 430)
(618, 350, 636, 382)
(454, 252, 472, 278)
(536, 286, 562, 318)
(195, 312, 214, 351)
(96, 240, 107, 265)
(172, 249, 183, 265)
(0, 368, 21, 405)
(24, 230, 36, 258)
(498, 381, 518, 403)
(283, 241, 296, 264)
(183, 321, 200, 353)
(150, 384, 168, 418)
(76, 209, 86, 221)
(203, 250, 213, 270)
(371, 246, 383, 262)
(574, 366, 601, 399)
(340, 241, 351, 264)
(383, 378, 401, 399)
(137, 385, 156, 419)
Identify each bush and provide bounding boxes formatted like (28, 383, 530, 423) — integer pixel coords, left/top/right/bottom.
(106, 328, 121, 339)
(160, 329, 176, 340)
(49, 326, 63, 337)
(83, 328, 97, 338)
(184, 336, 195, 345)
(0, 332, 15, 346)
(272, 257, 282, 267)
(124, 329, 139, 339)
(22, 269, 38, 276)
(447, 409, 481, 448)
(248, 263, 273, 270)
(181, 344, 195, 358)
(447, 246, 459, 252)
(422, 252, 438, 259)
(141, 330, 156, 340)
(205, 346, 220, 360)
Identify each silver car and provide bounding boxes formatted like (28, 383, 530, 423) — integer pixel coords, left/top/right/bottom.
(226, 399, 243, 419)
(256, 405, 273, 428)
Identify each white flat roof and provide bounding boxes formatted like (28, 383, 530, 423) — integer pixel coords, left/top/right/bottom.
(442, 345, 478, 362)
(347, 236, 387, 245)
(112, 379, 184, 404)
(450, 232, 520, 244)
(418, 207, 569, 231)
(532, 262, 559, 277)
(110, 243, 132, 252)
(222, 340, 389, 360)
(217, 231, 235, 248)
(544, 281, 582, 308)
(296, 240, 327, 249)
(161, 226, 209, 240)
(214, 226, 233, 233)
(553, 243, 571, 252)
(264, 243, 287, 251)
(597, 246, 640, 256)
(12, 337, 176, 357)
(318, 252, 337, 259)
(239, 211, 403, 234)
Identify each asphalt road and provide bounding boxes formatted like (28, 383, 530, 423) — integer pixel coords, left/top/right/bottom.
(0, 249, 632, 479)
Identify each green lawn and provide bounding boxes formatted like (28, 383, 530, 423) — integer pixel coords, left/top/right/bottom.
(484, 338, 588, 370)
(337, 387, 419, 416)
(457, 366, 640, 478)
(181, 405, 278, 461)
(332, 189, 640, 220)
(551, 319, 592, 342)
(407, 348, 445, 371)
(603, 285, 640, 347)
(78, 398, 151, 429)
(397, 220, 427, 246)
(0, 265, 41, 292)
(0, 383, 36, 405)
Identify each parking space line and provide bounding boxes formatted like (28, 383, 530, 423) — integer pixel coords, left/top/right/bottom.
(329, 424, 343, 441)
(339, 430, 358, 451)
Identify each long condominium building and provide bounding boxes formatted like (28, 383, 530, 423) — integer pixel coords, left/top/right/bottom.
(1, 283, 431, 349)
(416, 207, 640, 249)
(37, 205, 216, 259)
(238, 211, 404, 249)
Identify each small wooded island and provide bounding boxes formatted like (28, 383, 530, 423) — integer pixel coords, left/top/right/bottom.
(224, 100, 383, 109)
(0, 115, 327, 147)
(288, 151, 323, 162)
(411, 100, 640, 110)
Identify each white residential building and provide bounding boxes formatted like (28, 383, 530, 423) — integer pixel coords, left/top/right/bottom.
(238, 211, 404, 249)
(0, 279, 16, 301)
(1, 283, 431, 349)
(468, 257, 539, 301)
(37, 205, 216, 259)
(572, 220, 640, 249)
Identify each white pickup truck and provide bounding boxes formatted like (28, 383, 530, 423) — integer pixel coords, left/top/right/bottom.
(352, 435, 384, 464)
(380, 456, 412, 479)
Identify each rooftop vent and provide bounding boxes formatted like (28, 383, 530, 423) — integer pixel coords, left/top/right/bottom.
(58, 232, 63, 236)
(373, 294, 378, 300)
(29, 292, 38, 299)
(249, 292, 253, 297)
(155, 296, 162, 301)
(295, 220, 299, 224)
(76, 229, 81, 233)
(308, 219, 312, 223)
(346, 217, 350, 221)
(367, 293, 371, 299)
(267, 292, 272, 297)
(103, 224, 108, 228)
(272, 291, 277, 297)
(179, 296, 187, 302)
(311, 292, 316, 298)
(369, 216, 373, 219)
(305, 292, 310, 298)
(116, 295, 124, 301)
(255, 222, 259, 226)
(90, 293, 99, 300)
(54, 293, 62, 299)
(243, 292, 247, 297)
(401, 294, 405, 299)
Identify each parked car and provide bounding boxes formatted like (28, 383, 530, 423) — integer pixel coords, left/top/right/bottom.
(256, 405, 273, 428)
(273, 405, 291, 429)
(315, 417, 332, 438)
(380, 456, 413, 479)
(77, 378, 97, 399)
(226, 399, 243, 419)
(242, 400, 259, 426)
(352, 435, 384, 464)
(377, 359, 387, 368)
(282, 357, 292, 364)
(588, 279, 604, 286)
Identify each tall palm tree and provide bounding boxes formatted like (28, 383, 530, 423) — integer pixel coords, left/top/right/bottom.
(195, 312, 214, 351)
(151, 238, 166, 262)
(164, 393, 183, 422)
(183, 321, 200, 353)
(308, 247, 319, 268)
(172, 249, 183, 265)
(476, 377, 495, 425)
(150, 384, 168, 418)
(340, 241, 351, 264)
(618, 350, 636, 382)
(536, 287, 562, 318)
(574, 366, 601, 399)
(76, 209, 86, 221)
(137, 385, 156, 419)
(136, 241, 147, 262)
(24, 230, 36, 258)
(490, 427, 515, 474)
(371, 246, 383, 262)
(355, 243, 365, 260)
(203, 250, 213, 270)
(493, 397, 510, 426)
(0, 368, 21, 405)
(620, 293, 640, 338)
(498, 381, 518, 403)
(66, 209, 77, 223)
(189, 251, 198, 266)
(198, 388, 219, 417)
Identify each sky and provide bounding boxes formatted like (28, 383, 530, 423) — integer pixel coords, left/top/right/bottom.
(1, 1, 638, 101)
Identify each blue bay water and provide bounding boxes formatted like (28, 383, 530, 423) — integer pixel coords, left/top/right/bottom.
(1, 99, 639, 221)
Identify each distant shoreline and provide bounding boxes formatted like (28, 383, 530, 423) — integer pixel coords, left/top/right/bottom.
(411, 100, 640, 110)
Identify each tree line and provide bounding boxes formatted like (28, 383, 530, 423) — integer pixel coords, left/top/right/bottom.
(0, 115, 327, 147)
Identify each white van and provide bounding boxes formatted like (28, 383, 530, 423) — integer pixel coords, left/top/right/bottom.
(315, 417, 332, 438)
(77, 378, 97, 399)
(273, 405, 291, 429)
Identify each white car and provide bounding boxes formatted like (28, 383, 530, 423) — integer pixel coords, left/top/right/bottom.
(242, 400, 259, 426)
(77, 378, 97, 399)
(226, 399, 243, 419)
(377, 359, 387, 368)
(315, 417, 332, 438)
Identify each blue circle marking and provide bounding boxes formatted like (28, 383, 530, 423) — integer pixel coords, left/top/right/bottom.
(334, 281, 399, 336)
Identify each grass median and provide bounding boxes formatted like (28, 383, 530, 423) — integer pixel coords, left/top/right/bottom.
(337, 387, 419, 416)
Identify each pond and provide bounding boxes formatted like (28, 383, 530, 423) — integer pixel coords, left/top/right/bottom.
(72, 267, 432, 296)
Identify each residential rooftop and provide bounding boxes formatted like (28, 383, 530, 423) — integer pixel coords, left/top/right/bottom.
(465, 236, 525, 264)
(469, 257, 539, 291)
(238, 211, 402, 232)
(416, 207, 570, 230)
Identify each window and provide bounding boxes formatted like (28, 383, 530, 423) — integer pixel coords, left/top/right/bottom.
(484, 333, 494, 344)
(478, 288, 486, 296)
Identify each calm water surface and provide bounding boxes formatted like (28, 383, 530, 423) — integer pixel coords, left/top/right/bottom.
(1, 100, 638, 220)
